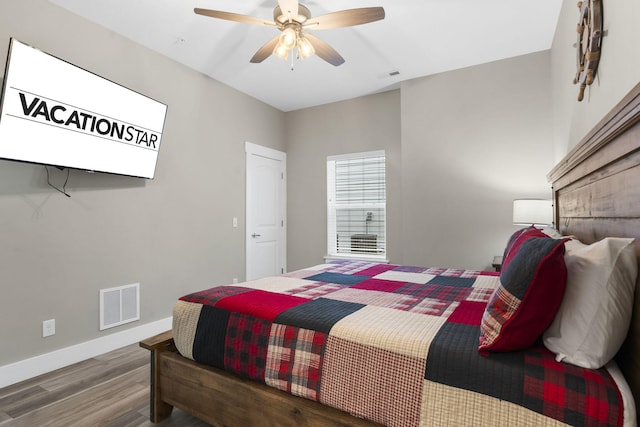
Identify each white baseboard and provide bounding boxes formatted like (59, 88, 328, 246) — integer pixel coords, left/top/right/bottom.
(0, 317, 172, 389)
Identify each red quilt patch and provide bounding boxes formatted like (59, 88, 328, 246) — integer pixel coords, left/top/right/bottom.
(447, 301, 486, 325)
(215, 290, 308, 322)
(351, 278, 406, 292)
(356, 263, 398, 277)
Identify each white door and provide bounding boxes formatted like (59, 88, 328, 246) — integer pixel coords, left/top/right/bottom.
(245, 142, 286, 281)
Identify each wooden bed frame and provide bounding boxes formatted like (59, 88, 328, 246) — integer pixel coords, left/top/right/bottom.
(139, 330, 381, 426)
(547, 81, 640, 422)
(141, 81, 640, 426)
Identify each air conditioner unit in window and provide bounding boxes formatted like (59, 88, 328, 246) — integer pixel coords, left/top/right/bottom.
(350, 234, 377, 254)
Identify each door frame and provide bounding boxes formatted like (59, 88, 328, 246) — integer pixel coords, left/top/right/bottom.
(245, 141, 287, 280)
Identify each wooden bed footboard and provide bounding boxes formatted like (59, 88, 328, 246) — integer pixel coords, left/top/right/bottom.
(140, 331, 381, 426)
(139, 330, 176, 422)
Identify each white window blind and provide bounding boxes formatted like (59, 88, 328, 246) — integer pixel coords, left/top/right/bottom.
(327, 151, 386, 259)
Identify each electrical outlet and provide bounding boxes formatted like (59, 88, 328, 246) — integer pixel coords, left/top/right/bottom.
(232, 217, 238, 228)
(232, 278, 238, 284)
(43, 319, 55, 337)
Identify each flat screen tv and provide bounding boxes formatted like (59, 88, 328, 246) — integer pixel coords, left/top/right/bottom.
(0, 38, 167, 179)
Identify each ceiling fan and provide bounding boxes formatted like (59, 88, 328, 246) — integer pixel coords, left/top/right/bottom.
(194, 0, 385, 66)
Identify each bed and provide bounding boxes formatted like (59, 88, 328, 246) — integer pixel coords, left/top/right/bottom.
(141, 81, 640, 426)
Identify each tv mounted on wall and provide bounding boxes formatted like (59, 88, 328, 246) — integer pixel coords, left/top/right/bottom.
(0, 38, 167, 179)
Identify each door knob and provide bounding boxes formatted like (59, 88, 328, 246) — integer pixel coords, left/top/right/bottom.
(252, 233, 261, 238)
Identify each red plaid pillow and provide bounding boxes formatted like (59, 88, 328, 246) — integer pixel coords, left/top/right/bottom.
(478, 234, 568, 355)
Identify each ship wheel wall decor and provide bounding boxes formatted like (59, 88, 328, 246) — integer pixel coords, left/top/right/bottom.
(573, 0, 603, 102)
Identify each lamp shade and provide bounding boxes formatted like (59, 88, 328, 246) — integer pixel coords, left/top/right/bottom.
(513, 199, 553, 226)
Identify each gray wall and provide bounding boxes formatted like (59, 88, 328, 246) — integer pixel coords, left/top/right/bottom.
(286, 52, 554, 271)
(0, 0, 285, 366)
(551, 0, 640, 160)
(399, 51, 554, 269)
(286, 91, 402, 271)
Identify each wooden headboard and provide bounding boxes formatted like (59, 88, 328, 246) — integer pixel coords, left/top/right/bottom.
(548, 81, 640, 416)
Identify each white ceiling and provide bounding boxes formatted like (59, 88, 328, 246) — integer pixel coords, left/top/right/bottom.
(49, 0, 562, 112)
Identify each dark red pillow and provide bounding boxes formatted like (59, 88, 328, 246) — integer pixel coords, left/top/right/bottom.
(502, 227, 531, 258)
(501, 226, 546, 272)
(479, 234, 568, 355)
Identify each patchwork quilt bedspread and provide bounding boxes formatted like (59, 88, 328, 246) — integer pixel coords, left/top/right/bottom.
(172, 260, 627, 427)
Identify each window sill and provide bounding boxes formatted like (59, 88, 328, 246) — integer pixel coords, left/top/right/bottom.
(324, 254, 389, 264)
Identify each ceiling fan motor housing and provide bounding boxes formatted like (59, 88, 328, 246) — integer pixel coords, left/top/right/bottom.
(274, 4, 311, 26)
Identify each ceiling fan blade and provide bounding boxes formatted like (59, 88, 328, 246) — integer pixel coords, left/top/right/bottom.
(277, 0, 299, 21)
(250, 36, 280, 63)
(304, 34, 345, 66)
(194, 8, 274, 26)
(304, 7, 385, 30)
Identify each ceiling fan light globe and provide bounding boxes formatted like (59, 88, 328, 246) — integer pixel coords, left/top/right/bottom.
(297, 36, 315, 59)
(273, 42, 291, 60)
(279, 27, 297, 50)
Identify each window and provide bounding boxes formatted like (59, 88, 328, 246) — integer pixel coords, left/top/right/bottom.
(327, 150, 386, 260)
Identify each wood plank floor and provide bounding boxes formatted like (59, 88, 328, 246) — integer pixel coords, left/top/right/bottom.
(0, 344, 211, 426)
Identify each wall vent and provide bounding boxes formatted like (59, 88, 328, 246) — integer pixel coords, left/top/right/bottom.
(100, 283, 140, 330)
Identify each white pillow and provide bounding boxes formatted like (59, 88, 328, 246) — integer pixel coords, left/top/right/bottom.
(563, 237, 587, 253)
(541, 227, 563, 238)
(543, 237, 638, 369)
